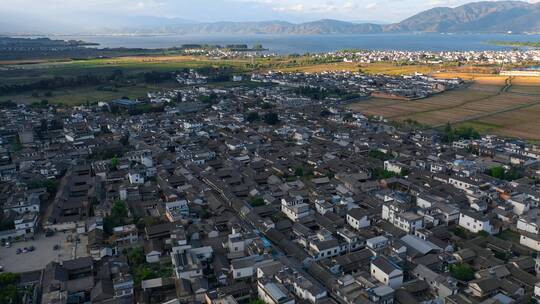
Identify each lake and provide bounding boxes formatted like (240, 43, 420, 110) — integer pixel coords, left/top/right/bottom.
(39, 33, 540, 54)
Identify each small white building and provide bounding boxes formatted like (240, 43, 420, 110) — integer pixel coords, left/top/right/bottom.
(517, 209, 540, 234)
(257, 280, 295, 304)
(127, 172, 144, 185)
(371, 256, 403, 289)
(383, 161, 407, 175)
(346, 208, 370, 230)
(382, 203, 423, 234)
(520, 233, 540, 251)
(282, 202, 311, 222)
(458, 210, 497, 234)
(366, 235, 389, 252)
(14, 211, 39, 235)
(508, 194, 534, 216)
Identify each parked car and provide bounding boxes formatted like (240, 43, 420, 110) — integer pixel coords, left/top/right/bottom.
(16, 248, 21, 254)
(28, 246, 35, 252)
(5, 242, 11, 248)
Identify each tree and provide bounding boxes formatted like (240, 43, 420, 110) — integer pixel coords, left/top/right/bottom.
(488, 166, 523, 181)
(246, 112, 260, 123)
(110, 157, 119, 169)
(0, 273, 21, 304)
(449, 263, 474, 281)
(489, 166, 505, 179)
(249, 197, 265, 207)
(28, 179, 58, 195)
(111, 200, 128, 219)
(104, 200, 129, 234)
(120, 134, 130, 146)
(263, 112, 279, 125)
(261, 102, 273, 109)
(320, 109, 331, 117)
(127, 248, 146, 266)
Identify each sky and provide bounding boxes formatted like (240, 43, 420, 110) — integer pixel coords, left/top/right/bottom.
(0, 0, 539, 31)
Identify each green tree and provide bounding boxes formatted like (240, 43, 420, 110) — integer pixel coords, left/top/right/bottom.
(0, 273, 21, 304)
(263, 112, 279, 125)
(110, 157, 119, 169)
(246, 112, 260, 123)
(449, 263, 474, 281)
(249, 197, 265, 207)
(104, 200, 129, 234)
(127, 248, 146, 266)
(489, 166, 505, 179)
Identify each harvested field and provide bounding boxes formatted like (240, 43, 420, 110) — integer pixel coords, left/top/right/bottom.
(509, 85, 540, 95)
(348, 79, 540, 140)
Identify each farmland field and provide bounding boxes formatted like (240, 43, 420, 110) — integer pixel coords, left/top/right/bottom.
(349, 76, 540, 140)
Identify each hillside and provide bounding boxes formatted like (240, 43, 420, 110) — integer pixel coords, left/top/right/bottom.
(390, 1, 540, 33)
(122, 1, 540, 35)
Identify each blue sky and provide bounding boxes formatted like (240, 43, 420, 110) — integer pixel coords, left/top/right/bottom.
(0, 0, 539, 24)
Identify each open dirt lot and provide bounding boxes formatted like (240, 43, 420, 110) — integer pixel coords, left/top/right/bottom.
(0, 232, 88, 273)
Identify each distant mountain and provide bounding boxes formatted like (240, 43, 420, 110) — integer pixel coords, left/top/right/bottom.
(388, 1, 540, 33)
(111, 1, 540, 35)
(2, 1, 540, 35)
(108, 19, 384, 35)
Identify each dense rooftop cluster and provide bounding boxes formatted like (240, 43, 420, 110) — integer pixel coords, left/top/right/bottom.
(2, 70, 540, 304)
(324, 50, 540, 64)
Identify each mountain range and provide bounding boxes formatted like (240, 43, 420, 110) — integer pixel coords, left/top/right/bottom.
(3, 1, 540, 35)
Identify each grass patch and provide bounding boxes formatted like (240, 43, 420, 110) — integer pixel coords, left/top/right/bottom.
(497, 229, 520, 244)
(455, 121, 502, 134)
(2, 85, 155, 106)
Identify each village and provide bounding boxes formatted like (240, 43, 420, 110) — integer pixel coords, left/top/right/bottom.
(2, 67, 540, 304)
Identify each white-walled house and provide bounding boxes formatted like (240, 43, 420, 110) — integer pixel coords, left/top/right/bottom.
(449, 176, 477, 192)
(534, 282, 540, 301)
(292, 276, 327, 303)
(382, 203, 423, 233)
(281, 199, 311, 222)
(231, 256, 257, 280)
(458, 210, 497, 234)
(517, 209, 540, 234)
(346, 208, 370, 230)
(371, 256, 403, 289)
(127, 172, 144, 185)
(366, 236, 389, 252)
(516, 209, 540, 251)
(14, 211, 39, 235)
(508, 194, 534, 216)
(165, 199, 189, 222)
(257, 280, 295, 304)
(4, 191, 41, 214)
(384, 161, 407, 175)
(520, 233, 540, 251)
